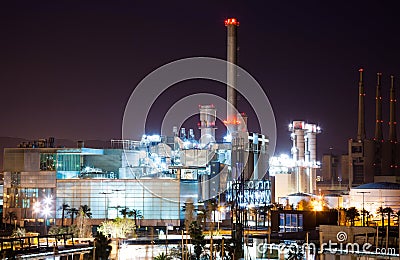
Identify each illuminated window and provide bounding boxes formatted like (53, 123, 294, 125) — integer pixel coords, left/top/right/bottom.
(279, 212, 304, 232)
(40, 153, 56, 171)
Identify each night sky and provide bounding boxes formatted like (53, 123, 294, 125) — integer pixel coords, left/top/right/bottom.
(1, 1, 400, 157)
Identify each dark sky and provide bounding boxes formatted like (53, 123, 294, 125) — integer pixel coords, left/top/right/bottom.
(1, 1, 400, 157)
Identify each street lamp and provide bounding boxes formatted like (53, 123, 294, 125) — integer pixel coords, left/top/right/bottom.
(217, 206, 225, 232)
(112, 189, 125, 217)
(99, 192, 111, 220)
(357, 192, 370, 226)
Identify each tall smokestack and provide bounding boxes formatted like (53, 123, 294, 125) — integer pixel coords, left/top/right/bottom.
(374, 72, 383, 141)
(357, 68, 366, 141)
(389, 75, 397, 142)
(225, 18, 239, 132)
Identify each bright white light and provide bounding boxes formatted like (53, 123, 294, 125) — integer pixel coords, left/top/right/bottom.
(247, 204, 255, 209)
(141, 134, 161, 143)
(269, 154, 297, 175)
(147, 135, 161, 142)
(223, 134, 232, 142)
(43, 195, 53, 206)
(42, 205, 51, 218)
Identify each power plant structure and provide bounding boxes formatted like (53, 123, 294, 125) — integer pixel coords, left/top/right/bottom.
(269, 121, 321, 201)
(318, 69, 400, 196)
(198, 104, 217, 147)
(2, 18, 272, 258)
(224, 17, 239, 136)
(348, 69, 400, 186)
(289, 121, 321, 194)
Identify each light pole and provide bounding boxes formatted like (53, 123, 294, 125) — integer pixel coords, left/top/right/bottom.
(357, 192, 370, 226)
(112, 189, 125, 217)
(217, 206, 225, 232)
(165, 225, 168, 256)
(337, 195, 341, 226)
(99, 192, 111, 220)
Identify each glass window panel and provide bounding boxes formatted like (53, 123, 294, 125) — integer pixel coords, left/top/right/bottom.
(298, 214, 303, 231)
(279, 213, 285, 232)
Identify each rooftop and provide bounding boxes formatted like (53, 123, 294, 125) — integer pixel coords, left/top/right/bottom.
(353, 182, 400, 190)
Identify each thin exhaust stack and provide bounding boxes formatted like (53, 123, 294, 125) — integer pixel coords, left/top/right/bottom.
(389, 75, 397, 142)
(225, 18, 239, 132)
(374, 72, 383, 141)
(357, 68, 366, 141)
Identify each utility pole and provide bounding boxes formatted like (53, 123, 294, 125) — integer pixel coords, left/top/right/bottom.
(357, 192, 370, 226)
(181, 229, 184, 260)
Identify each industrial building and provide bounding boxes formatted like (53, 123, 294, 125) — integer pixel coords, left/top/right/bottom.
(2, 136, 204, 227)
(269, 120, 321, 200)
(270, 69, 400, 216)
(346, 70, 400, 186)
(2, 126, 270, 230)
(317, 70, 400, 197)
(2, 18, 272, 233)
(310, 70, 400, 221)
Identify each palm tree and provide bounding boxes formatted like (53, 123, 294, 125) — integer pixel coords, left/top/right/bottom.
(183, 200, 195, 232)
(345, 207, 360, 226)
(189, 221, 206, 260)
(377, 206, 385, 227)
(12, 227, 26, 237)
(154, 252, 171, 260)
(60, 203, 70, 227)
(77, 205, 92, 238)
(79, 205, 92, 219)
(120, 207, 129, 218)
(361, 209, 370, 226)
(128, 209, 143, 227)
(68, 207, 79, 225)
(205, 198, 218, 230)
(383, 207, 394, 228)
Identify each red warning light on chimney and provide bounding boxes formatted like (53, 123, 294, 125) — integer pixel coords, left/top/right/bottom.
(225, 18, 239, 26)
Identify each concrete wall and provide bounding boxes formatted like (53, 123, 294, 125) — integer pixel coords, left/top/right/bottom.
(319, 225, 376, 244)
